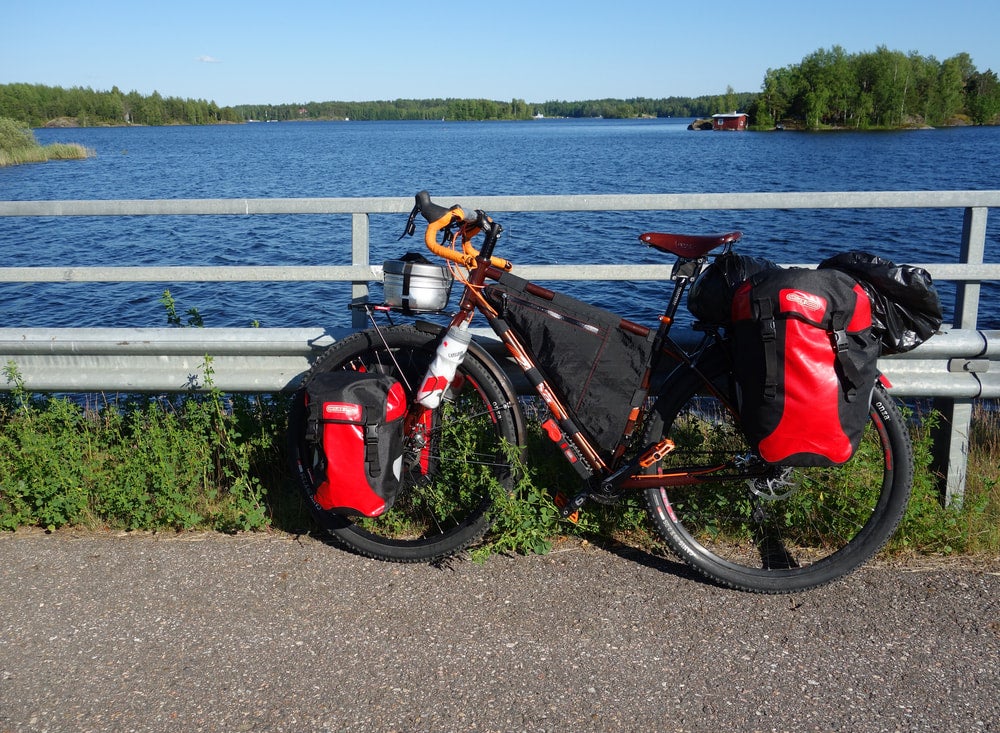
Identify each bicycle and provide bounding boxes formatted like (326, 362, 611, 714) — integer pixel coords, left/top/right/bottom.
(287, 191, 913, 594)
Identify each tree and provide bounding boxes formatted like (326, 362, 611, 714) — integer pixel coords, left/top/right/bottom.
(930, 54, 971, 124)
(721, 85, 738, 113)
(966, 69, 1000, 124)
(757, 65, 803, 125)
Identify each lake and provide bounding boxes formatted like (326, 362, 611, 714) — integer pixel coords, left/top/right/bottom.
(1, 119, 998, 329)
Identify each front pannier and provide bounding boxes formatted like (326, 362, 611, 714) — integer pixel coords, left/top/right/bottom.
(304, 371, 407, 517)
(730, 268, 880, 467)
(483, 272, 654, 458)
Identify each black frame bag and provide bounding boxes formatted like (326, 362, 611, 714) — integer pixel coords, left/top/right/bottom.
(304, 371, 406, 517)
(731, 268, 880, 467)
(483, 272, 654, 458)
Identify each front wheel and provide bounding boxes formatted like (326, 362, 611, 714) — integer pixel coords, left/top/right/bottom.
(288, 324, 526, 562)
(643, 356, 913, 593)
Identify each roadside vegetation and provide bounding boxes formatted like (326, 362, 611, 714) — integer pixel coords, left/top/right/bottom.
(1, 356, 996, 560)
(0, 116, 92, 167)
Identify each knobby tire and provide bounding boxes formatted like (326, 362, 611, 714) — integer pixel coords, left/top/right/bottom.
(643, 355, 913, 593)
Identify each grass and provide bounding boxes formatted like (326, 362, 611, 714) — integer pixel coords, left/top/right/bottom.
(947, 402, 1000, 552)
(884, 402, 1000, 556)
(0, 116, 93, 167)
(3, 360, 997, 561)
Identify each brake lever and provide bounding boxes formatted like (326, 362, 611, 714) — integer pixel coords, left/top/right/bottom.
(398, 203, 419, 240)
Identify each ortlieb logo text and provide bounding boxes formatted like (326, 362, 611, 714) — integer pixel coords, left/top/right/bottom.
(323, 402, 362, 421)
(784, 290, 825, 312)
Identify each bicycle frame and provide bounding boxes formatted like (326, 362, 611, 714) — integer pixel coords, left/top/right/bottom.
(474, 264, 766, 494)
(370, 254, 759, 511)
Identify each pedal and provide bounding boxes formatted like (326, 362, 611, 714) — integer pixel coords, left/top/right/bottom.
(554, 491, 586, 522)
(639, 438, 676, 468)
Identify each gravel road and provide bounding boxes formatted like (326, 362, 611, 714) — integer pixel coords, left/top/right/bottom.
(1, 529, 997, 733)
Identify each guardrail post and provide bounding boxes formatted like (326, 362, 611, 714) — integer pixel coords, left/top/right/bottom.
(351, 212, 370, 329)
(930, 400, 973, 509)
(930, 206, 988, 508)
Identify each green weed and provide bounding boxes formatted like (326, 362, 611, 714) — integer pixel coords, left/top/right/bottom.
(3, 310, 998, 561)
(0, 362, 278, 533)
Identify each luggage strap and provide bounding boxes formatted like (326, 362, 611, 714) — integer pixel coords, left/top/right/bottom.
(830, 311, 862, 403)
(757, 298, 779, 401)
(364, 421, 382, 477)
(756, 301, 865, 403)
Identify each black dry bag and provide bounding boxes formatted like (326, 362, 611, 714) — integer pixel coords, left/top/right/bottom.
(818, 251, 942, 354)
(688, 251, 780, 324)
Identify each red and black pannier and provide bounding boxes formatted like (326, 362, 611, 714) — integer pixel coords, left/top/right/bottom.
(730, 267, 880, 467)
(304, 371, 407, 517)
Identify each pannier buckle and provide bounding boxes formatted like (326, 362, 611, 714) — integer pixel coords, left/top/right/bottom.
(364, 424, 382, 477)
(761, 317, 776, 342)
(833, 328, 849, 352)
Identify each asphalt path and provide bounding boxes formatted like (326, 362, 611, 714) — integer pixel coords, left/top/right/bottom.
(1, 529, 997, 733)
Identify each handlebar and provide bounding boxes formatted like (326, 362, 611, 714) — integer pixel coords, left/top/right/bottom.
(408, 190, 512, 271)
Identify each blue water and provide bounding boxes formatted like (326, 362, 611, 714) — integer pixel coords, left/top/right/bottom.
(1, 119, 998, 329)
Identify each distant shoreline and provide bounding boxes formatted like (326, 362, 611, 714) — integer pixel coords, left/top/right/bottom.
(34, 115, 994, 132)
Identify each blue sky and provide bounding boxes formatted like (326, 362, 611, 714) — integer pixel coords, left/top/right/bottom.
(3, 0, 999, 106)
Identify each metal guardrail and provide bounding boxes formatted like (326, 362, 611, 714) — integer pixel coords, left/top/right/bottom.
(2, 192, 998, 506)
(0, 325, 996, 397)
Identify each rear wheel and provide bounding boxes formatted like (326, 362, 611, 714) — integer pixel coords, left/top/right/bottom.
(288, 325, 525, 562)
(643, 356, 913, 593)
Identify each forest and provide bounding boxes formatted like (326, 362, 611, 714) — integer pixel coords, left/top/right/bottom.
(233, 91, 759, 122)
(0, 83, 241, 127)
(1, 45, 997, 128)
(0, 83, 754, 126)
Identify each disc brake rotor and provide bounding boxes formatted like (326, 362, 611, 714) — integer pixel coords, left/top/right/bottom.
(747, 466, 797, 501)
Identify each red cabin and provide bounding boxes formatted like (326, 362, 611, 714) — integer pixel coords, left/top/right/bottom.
(712, 112, 749, 131)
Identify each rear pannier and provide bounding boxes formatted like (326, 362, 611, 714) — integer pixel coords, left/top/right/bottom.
(304, 371, 407, 517)
(483, 272, 654, 458)
(730, 268, 880, 467)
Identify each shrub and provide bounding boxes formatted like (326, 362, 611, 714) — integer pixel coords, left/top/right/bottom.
(0, 117, 36, 151)
(0, 361, 275, 532)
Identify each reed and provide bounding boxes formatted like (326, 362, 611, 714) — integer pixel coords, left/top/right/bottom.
(0, 117, 93, 167)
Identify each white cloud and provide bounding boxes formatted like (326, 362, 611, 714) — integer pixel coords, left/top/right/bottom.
(197, 55, 221, 63)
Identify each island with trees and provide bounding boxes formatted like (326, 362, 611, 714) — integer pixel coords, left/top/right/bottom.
(746, 46, 1000, 129)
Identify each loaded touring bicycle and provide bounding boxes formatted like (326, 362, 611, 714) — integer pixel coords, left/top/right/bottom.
(288, 191, 939, 593)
